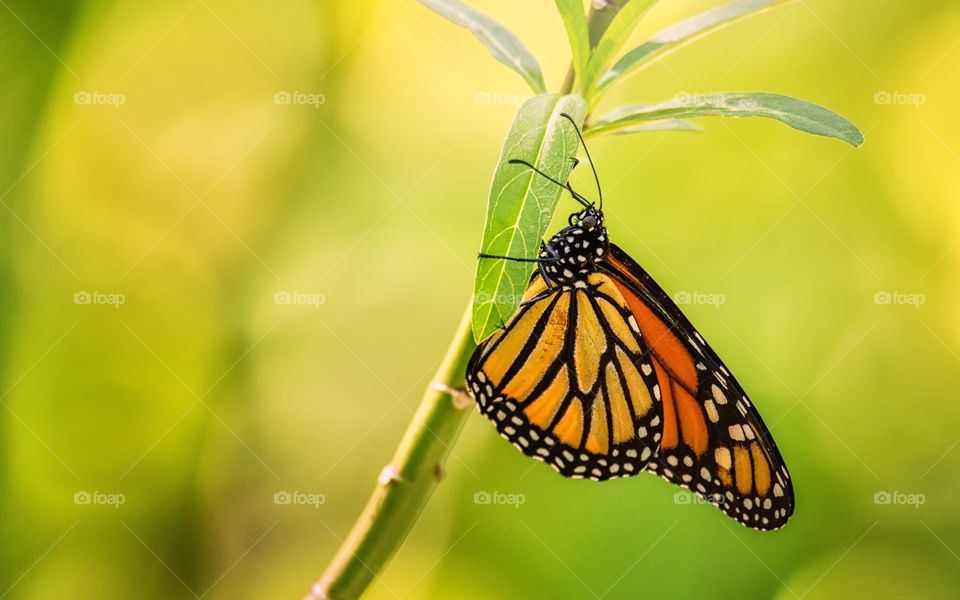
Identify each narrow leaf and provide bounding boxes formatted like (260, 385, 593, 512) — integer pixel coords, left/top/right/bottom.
(596, 0, 795, 97)
(472, 94, 588, 342)
(554, 0, 591, 92)
(418, 0, 546, 93)
(588, 92, 864, 146)
(581, 0, 660, 97)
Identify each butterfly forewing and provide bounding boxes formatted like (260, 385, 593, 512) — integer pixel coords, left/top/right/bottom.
(467, 272, 663, 480)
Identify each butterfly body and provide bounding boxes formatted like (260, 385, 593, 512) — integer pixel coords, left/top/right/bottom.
(537, 206, 609, 286)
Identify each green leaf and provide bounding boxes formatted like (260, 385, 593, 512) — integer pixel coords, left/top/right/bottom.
(417, 0, 546, 93)
(554, 0, 590, 92)
(472, 94, 587, 342)
(596, 0, 795, 98)
(588, 92, 864, 146)
(581, 0, 660, 98)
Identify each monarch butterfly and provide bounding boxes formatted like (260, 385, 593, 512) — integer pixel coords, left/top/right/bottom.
(466, 114, 794, 530)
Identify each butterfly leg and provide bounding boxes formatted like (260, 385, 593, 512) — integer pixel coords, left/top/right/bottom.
(477, 243, 561, 306)
(536, 261, 554, 291)
(538, 242, 561, 290)
(516, 244, 561, 306)
(477, 246, 561, 288)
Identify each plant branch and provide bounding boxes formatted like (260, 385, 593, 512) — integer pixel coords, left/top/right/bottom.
(559, 0, 630, 97)
(560, 66, 576, 95)
(587, 0, 631, 47)
(308, 306, 477, 600)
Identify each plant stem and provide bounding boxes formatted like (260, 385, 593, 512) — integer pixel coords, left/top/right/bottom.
(587, 0, 630, 47)
(560, 66, 576, 95)
(308, 305, 477, 600)
(559, 0, 630, 97)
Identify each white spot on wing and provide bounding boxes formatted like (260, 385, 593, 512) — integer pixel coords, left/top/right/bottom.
(728, 424, 746, 441)
(711, 384, 727, 405)
(704, 400, 719, 423)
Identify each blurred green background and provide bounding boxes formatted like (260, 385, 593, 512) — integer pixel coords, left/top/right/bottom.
(2, 0, 959, 598)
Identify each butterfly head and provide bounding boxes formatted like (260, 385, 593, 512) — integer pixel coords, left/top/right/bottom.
(571, 205, 604, 230)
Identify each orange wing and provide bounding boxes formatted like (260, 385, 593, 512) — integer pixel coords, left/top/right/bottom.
(467, 272, 662, 481)
(601, 244, 795, 530)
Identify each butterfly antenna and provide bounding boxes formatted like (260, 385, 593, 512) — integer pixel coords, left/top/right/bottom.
(508, 159, 592, 208)
(559, 113, 602, 209)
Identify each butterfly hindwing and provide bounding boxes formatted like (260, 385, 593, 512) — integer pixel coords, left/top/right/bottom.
(467, 272, 663, 481)
(601, 243, 795, 530)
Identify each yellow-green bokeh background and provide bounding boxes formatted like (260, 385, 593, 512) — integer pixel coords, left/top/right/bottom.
(2, 1, 959, 598)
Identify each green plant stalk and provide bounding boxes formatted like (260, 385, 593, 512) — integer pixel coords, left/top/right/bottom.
(309, 306, 477, 600)
(587, 0, 631, 46)
(560, 0, 630, 95)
